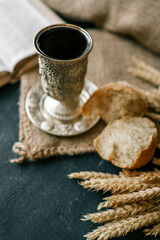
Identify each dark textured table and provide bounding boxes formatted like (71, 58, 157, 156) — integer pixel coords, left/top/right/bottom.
(0, 82, 159, 240)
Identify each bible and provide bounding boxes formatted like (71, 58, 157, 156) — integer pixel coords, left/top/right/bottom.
(0, 0, 63, 87)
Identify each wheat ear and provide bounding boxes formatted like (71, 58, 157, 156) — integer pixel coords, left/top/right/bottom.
(71, 169, 160, 182)
(144, 222, 160, 236)
(84, 211, 160, 240)
(136, 84, 160, 113)
(98, 187, 160, 210)
(135, 81, 160, 114)
(128, 68, 160, 87)
(80, 178, 160, 194)
(156, 143, 160, 150)
(128, 56, 160, 87)
(82, 199, 160, 223)
(153, 158, 160, 166)
(119, 169, 160, 182)
(146, 112, 160, 122)
(68, 171, 119, 180)
(132, 56, 158, 71)
(145, 88, 160, 112)
(119, 169, 148, 177)
(120, 168, 160, 177)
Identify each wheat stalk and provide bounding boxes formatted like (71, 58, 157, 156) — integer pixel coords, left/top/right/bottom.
(128, 56, 160, 87)
(68, 171, 119, 180)
(152, 158, 160, 166)
(120, 168, 160, 177)
(119, 169, 147, 177)
(70, 170, 160, 183)
(156, 143, 160, 150)
(144, 89, 160, 112)
(119, 169, 160, 182)
(128, 68, 160, 87)
(80, 178, 160, 194)
(82, 199, 160, 223)
(132, 56, 159, 73)
(144, 222, 160, 236)
(128, 57, 160, 113)
(98, 187, 160, 210)
(137, 85, 160, 113)
(146, 88, 160, 112)
(146, 112, 160, 122)
(84, 211, 160, 240)
(136, 84, 160, 114)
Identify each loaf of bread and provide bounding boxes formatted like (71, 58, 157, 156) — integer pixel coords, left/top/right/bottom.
(94, 117, 157, 169)
(82, 81, 147, 123)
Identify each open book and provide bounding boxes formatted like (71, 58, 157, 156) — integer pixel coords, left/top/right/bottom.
(0, 0, 63, 87)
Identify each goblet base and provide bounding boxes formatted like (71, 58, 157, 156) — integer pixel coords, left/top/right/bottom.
(25, 80, 99, 136)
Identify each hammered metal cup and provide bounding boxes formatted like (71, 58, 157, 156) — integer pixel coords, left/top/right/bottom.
(25, 24, 99, 136)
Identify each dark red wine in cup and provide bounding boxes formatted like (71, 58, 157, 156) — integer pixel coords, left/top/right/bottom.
(37, 27, 88, 60)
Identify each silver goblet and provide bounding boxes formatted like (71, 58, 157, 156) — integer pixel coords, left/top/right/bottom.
(25, 24, 99, 136)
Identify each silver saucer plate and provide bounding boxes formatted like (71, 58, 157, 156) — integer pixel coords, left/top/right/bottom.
(25, 79, 99, 136)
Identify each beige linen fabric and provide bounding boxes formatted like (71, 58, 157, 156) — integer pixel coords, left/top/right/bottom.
(12, 29, 160, 162)
(43, 0, 160, 55)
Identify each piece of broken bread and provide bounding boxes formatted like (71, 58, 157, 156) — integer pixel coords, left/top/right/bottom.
(94, 117, 157, 169)
(82, 81, 148, 123)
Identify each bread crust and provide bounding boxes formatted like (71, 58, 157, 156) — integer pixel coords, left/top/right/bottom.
(128, 132, 157, 169)
(94, 117, 157, 169)
(82, 81, 148, 123)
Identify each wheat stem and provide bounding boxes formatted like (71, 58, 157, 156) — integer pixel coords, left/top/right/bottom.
(82, 199, 160, 223)
(120, 169, 155, 177)
(152, 158, 160, 166)
(70, 170, 160, 182)
(80, 178, 160, 194)
(68, 171, 119, 180)
(98, 187, 160, 210)
(85, 211, 160, 240)
(119, 169, 160, 182)
(144, 89, 160, 112)
(128, 56, 160, 87)
(144, 222, 160, 236)
(146, 112, 160, 122)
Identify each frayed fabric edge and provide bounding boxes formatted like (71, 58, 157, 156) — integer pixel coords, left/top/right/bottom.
(11, 142, 34, 163)
(11, 141, 95, 163)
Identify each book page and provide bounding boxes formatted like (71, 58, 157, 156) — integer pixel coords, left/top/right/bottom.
(30, 0, 64, 23)
(0, 0, 63, 73)
(0, 58, 8, 74)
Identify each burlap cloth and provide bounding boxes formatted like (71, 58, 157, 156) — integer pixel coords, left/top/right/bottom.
(43, 0, 160, 55)
(12, 1, 160, 162)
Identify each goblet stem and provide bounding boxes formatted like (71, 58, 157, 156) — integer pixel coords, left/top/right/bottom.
(40, 95, 82, 121)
